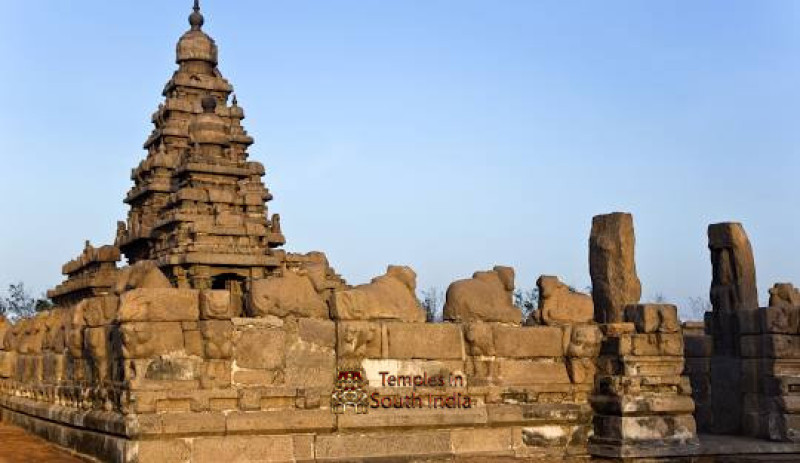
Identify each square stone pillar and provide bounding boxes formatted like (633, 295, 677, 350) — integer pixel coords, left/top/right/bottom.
(589, 304, 699, 459)
(707, 222, 758, 434)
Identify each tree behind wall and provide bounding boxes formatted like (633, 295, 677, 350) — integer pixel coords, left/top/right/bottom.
(420, 287, 444, 322)
(0, 282, 52, 321)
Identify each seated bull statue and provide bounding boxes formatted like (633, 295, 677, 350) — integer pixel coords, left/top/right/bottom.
(248, 269, 329, 318)
(769, 283, 800, 308)
(114, 260, 172, 295)
(536, 275, 594, 325)
(443, 266, 521, 323)
(332, 265, 426, 322)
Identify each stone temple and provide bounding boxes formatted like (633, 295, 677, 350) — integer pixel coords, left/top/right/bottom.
(1, 2, 799, 462)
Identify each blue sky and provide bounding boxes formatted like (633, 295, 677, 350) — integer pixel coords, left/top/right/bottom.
(1, 1, 798, 318)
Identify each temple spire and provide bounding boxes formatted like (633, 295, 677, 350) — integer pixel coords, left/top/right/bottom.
(189, 0, 204, 30)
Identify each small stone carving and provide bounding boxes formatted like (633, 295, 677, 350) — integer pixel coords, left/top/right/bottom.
(200, 321, 233, 359)
(338, 323, 380, 358)
(120, 322, 185, 359)
(465, 323, 495, 356)
(118, 288, 199, 322)
(537, 275, 594, 325)
(332, 266, 425, 322)
(199, 290, 236, 319)
(443, 266, 521, 323)
(768, 283, 800, 308)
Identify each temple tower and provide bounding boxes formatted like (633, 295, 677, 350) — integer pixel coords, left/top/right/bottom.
(116, 1, 285, 291)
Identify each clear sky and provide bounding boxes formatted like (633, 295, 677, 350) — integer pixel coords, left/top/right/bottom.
(1, 1, 798, 319)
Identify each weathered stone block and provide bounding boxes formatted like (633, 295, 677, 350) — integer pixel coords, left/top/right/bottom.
(338, 321, 381, 358)
(593, 414, 697, 442)
(82, 296, 119, 327)
(181, 329, 202, 357)
(315, 431, 452, 460)
(601, 323, 636, 336)
(630, 333, 683, 357)
(496, 359, 570, 385)
(711, 356, 743, 434)
(200, 320, 233, 359)
(119, 288, 199, 322)
(451, 427, 513, 455)
(337, 407, 487, 430)
(142, 357, 201, 382)
(225, 409, 334, 433)
(592, 395, 695, 416)
(234, 327, 285, 369)
(567, 324, 603, 358)
(625, 304, 680, 334)
(233, 369, 283, 386)
(520, 424, 570, 447)
(199, 290, 236, 320)
(200, 359, 232, 389)
(387, 323, 463, 359)
(493, 325, 563, 358)
(684, 335, 712, 358)
(298, 318, 335, 348)
(121, 322, 185, 358)
(161, 412, 226, 435)
(0, 351, 16, 378)
(738, 309, 763, 335)
(567, 357, 597, 384)
(464, 322, 495, 356)
(84, 326, 109, 361)
(744, 335, 800, 359)
(763, 306, 800, 335)
(622, 356, 684, 377)
(285, 339, 335, 388)
(137, 440, 192, 463)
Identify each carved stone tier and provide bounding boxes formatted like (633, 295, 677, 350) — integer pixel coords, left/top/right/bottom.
(47, 242, 120, 306)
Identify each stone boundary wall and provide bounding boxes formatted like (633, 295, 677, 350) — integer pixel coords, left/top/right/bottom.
(0, 287, 601, 462)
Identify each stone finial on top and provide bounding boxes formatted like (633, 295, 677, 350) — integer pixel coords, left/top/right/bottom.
(176, 0, 218, 66)
(189, 0, 204, 30)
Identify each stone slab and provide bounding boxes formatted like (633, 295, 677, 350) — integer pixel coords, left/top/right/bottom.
(386, 322, 464, 359)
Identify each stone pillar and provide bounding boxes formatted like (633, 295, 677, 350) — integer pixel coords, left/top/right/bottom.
(590, 304, 699, 459)
(739, 301, 800, 442)
(589, 212, 642, 324)
(707, 222, 758, 434)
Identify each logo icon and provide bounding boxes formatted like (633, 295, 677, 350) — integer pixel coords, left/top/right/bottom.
(331, 367, 369, 414)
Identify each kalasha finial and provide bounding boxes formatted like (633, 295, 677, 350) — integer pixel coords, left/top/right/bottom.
(189, 0, 204, 30)
(201, 95, 217, 113)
